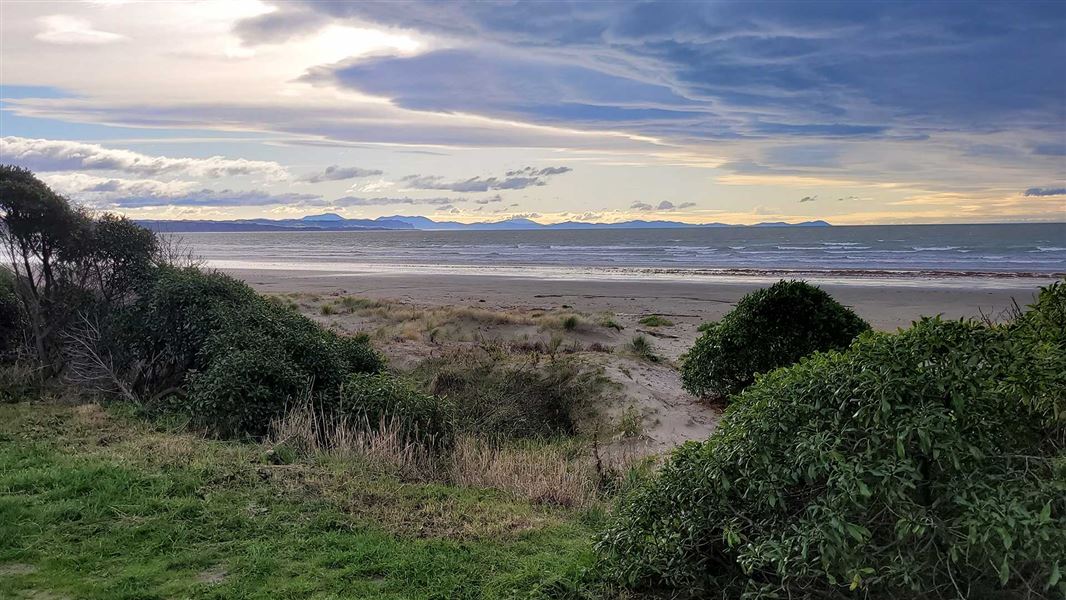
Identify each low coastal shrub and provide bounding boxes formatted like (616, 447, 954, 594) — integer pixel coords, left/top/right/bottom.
(119, 267, 386, 436)
(681, 279, 869, 399)
(417, 349, 602, 440)
(337, 372, 454, 447)
(598, 286, 1065, 599)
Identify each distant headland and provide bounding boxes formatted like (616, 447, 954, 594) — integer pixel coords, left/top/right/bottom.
(138, 213, 832, 233)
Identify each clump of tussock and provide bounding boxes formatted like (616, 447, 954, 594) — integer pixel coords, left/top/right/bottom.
(267, 398, 436, 480)
(628, 334, 660, 362)
(638, 315, 674, 327)
(451, 438, 597, 507)
(268, 401, 645, 508)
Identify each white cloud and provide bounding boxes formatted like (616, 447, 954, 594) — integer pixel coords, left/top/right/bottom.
(33, 172, 312, 209)
(1, 137, 288, 179)
(39, 172, 196, 199)
(36, 15, 125, 45)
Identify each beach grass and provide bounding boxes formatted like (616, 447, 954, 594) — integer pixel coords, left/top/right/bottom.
(0, 402, 597, 599)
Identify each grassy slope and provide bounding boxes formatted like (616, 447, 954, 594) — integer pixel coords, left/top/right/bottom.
(0, 402, 598, 599)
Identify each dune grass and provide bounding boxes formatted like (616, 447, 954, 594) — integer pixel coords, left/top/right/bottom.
(0, 402, 598, 599)
(637, 315, 673, 328)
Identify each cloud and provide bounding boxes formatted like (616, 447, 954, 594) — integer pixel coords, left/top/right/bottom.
(630, 200, 697, 212)
(39, 173, 196, 203)
(332, 196, 467, 207)
(474, 194, 503, 205)
(299, 164, 384, 183)
(38, 170, 317, 209)
(232, 5, 330, 45)
(36, 15, 125, 45)
(295, 0, 1064, 144)
(110, 190, 319, 208)
(799, 195, 818, 203)
(401, 166, 571, 192)
(1031, 143, 1066, 157)
(1, 137, 287, 179)
(1023, 187, 1066, 197)
(505, 166, 573, 177)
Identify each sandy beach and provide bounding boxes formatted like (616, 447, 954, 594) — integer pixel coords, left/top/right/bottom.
(227, 267, 1047, 332)
(221, 267, 1052, 453)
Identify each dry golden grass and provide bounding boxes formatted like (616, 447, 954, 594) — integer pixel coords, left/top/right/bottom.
(451, 438, 597, 507)
(289, 293, 607, 345)
(267, 400, 645, 509)
(267, 399, 436, 480)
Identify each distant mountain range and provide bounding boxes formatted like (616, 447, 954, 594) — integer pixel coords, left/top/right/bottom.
(138, 213, 831, 233)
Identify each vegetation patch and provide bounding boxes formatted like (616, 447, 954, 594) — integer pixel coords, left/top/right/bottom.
(411, 347, 607, 440)
(681, 279, 869, 400)
(637, 315, 673, 327)
(0, 402, 598, 599)
(597, 283, 1066, 599)
(626, 334, 660, 363)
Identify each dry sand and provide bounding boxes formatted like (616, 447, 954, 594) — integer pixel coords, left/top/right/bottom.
(227, 267, 1051, 453)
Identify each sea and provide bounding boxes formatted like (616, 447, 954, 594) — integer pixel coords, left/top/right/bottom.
(178, 223, 1065, 287)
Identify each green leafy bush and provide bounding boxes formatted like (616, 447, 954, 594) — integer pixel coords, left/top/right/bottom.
(598, 290, 1065, 599)
(681, 280, 869, 399)
(119, 267, 385, 436)
(417, 349, 602, 440)
(337, 372, 454, 447)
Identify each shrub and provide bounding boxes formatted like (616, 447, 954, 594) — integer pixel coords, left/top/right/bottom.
(681, 280, 869, 399)
(598, 293, 1065, 598)
(118, 267, 384, 436)
(337, 372, 453, 447)
(417, 349, 602, 440)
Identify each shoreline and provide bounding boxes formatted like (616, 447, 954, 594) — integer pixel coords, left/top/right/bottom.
(224, 266, 1050, 332)
(207, 260, 1061, 290)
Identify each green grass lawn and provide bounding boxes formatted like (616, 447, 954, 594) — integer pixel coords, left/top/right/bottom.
(0, 402, 599, 599)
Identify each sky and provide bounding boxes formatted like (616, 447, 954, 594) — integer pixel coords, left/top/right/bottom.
(0, 0, 1064, 225)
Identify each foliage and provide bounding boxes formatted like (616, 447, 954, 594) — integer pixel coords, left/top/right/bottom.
(598, 290, 1065, 599)
(0, 402, 597, 599)
(637, 315, 673, 327)
(681, 280, 869, 399)
(0, 166, 158, 368)
(0, 267, 20, 359)
(337, 372, 454, 447)
(118, 267, 385, 437)
(1007, 281, 1066, 421)
(627, 334, 659, 362)
(417, 348, 603, 440)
